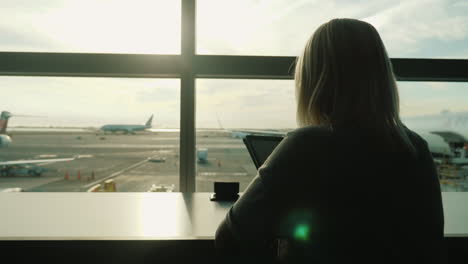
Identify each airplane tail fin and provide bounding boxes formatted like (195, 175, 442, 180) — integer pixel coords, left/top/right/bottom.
(145, 114, 154, 128)
(216, 114, 224, 130)
(0, 111, 11, 134)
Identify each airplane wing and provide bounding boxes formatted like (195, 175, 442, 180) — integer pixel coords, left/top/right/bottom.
(416, 131, 453, 156)
(0, 157, 75, 166)
(230, 129, 286, 138)
(234, 129, 286, 135)
(216, 117, 288, 138)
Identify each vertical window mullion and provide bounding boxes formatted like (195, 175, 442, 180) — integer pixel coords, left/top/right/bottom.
(180, 0, 196, 192)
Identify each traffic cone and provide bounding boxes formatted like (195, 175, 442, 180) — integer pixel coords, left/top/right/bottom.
(77, 170, 81, 180)
(64, 171, 69, 180)
(91, 170, 95, 180)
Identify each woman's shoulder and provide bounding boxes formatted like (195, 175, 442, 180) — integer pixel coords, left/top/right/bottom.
(261, 125, 334, 169)
(403, 127, 430, 149)
(286, 125, 334, 139)
(284, 125, 430, 151)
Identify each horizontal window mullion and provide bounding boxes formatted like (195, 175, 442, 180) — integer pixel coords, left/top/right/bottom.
(392, 58, 468, 82)
(193, 55, 294, 79)
(0, 53, 467, 82)
(0, 52, 181, 78)
(194, 55, 468, 82)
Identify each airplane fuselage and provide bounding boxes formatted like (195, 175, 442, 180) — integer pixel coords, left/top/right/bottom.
(0, 134, 12, 147)
(100, 124, 147, 133)
(100, 114, 153, 134)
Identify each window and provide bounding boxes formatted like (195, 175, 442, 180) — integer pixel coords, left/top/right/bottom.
(196, 79, 295, 192)
(197, 0, 468, 58)
(400, 81, 468, 192)
(400, 82, 468, 124)
(0, 77, 180, 192)
(1, 0, 181, 54)
(0, 0, 467, 193)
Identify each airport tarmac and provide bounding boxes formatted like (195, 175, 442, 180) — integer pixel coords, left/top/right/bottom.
(2, 129, 468, 193)
(0, 130, 258, 192)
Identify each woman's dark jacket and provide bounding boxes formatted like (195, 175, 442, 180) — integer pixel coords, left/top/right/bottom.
(215, 126, 445, 264)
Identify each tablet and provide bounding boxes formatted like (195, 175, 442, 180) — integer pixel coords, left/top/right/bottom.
(243, 135, 284, 169)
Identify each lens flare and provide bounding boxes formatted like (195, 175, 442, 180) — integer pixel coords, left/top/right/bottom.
(294, 224, 310, 241)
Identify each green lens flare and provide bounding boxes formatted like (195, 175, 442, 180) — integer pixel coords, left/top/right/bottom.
(294, 224, 310, 241)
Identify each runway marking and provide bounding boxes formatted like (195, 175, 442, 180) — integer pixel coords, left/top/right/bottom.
(76, 154, 94, 158)
(198, 172, 248, 177)
(83, 157, 151, 189)
(12, 144, 245, 149)
(155, 150, 173, 154)
(37, 154, 57, 158)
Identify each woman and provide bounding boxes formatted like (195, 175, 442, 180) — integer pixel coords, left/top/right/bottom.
(215, 18, 445, 264)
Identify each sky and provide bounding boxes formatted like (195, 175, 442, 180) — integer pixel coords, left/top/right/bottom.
(1, 0, 468, 129)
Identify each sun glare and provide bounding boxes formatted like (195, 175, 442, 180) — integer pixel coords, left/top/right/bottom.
(42, 0, 180, 54)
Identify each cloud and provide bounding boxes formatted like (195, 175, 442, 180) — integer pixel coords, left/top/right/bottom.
(399, 81, 468, 117)
(364, 0, 468, 57)
(0, 0, 180, 53)
(198, 0, 468, 58)
(1, 76, 181, 127)
(2, 1, 467, 128)
(0, 22, 59, 51)
(197, 79, 296, 128)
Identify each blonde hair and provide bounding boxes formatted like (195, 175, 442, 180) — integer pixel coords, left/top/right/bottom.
(295, 18, 414, 153)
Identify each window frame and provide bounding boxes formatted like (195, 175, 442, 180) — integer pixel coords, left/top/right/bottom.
(0, 0, 467, 192)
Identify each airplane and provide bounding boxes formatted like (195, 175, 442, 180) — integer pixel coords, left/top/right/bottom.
(100, 114, 154, 134)
(216, 116, 286, 139)
(230, 129, 286, 139)
(0, 158, 76, 177)
(0, 110, 80, 177)
(0, 111, 12, 147)
(218, 111, 468, 165)
(403, 111, 468, 165)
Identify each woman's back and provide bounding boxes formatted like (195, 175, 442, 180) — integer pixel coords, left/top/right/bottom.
(269, 126, 444, 263)
(216, 126, 444, 264)
(215, 18, 445, 264)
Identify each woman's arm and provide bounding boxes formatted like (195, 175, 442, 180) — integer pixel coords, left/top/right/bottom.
(214, 128, 330, 257)
(418, 139, 445, 261)
(215, 215, 241, 255)
(214, 174, 277, 256)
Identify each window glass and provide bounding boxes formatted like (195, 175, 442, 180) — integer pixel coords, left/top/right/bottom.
(195, 80, 468, 193)
(197, 0, 468, 58)
(400, 82, 468, 192)
(196, 79, 295, 192)
(0, 77, 180, 192)
(0, 0, 180, 54)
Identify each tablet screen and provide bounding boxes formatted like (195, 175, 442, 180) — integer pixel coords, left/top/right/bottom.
(243, 135, 283, 169)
